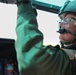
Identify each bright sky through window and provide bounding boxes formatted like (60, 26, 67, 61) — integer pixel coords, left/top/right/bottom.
(0, 2, 59, 45)
(0, 3, 17, 39)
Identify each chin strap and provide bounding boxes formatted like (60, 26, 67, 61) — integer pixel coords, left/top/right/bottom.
(60, 38, 76, 46)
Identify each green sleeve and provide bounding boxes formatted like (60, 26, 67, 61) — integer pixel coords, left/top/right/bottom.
(15, 2, 44, 71)
(15, 2, 70, 75)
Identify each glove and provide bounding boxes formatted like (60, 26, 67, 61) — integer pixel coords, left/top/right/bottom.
(17, 0, 30, 5)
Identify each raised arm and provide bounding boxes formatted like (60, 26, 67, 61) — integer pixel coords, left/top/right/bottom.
(15, 0, 44, 73)
(15, 0, 70, 75)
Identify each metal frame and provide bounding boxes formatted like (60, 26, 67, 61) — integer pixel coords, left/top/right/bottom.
(0, 0, 16, 4)
(32, 0, 61, 14)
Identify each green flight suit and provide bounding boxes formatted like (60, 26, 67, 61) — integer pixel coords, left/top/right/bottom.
(15, 2, 75, 75)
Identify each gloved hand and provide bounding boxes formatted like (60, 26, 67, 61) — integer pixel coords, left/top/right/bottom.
(17, 0, 30, 4)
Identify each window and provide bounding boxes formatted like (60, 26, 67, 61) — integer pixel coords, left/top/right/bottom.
(0, 2, 60, 45)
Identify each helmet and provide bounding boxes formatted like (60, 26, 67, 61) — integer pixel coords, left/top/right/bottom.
(59, 0, 76, 16)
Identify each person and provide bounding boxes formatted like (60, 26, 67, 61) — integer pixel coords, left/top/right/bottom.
(15, 0, 76, 75)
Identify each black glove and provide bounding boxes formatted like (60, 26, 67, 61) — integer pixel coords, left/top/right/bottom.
(17, 0, 30, 5)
